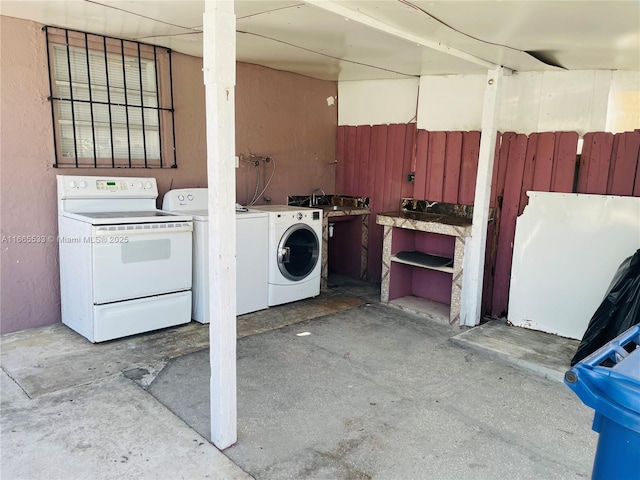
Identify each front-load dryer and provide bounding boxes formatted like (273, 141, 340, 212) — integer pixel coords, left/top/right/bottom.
(163, 188, 269, 321)
(251, 205, 322, 306)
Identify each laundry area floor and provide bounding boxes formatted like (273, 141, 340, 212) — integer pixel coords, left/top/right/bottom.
(1, 275, 596, 480)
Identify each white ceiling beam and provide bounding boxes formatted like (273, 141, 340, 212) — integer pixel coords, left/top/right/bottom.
(302, 0, 504, 71)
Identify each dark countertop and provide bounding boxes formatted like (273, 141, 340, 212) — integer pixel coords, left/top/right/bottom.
(321, 206, 370, 218)
(377, 210, 472, 227)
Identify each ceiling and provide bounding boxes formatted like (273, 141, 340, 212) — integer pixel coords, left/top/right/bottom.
(2, 0, 639, 81)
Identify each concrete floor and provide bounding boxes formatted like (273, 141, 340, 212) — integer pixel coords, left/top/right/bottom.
(1, 276, 597, 479)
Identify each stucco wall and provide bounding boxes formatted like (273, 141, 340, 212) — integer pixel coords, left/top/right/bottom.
(235, 63, 337, 205)
(0, 16, 337, 334)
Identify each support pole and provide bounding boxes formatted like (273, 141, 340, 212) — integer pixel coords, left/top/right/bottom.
(203, 0, 237, 449)
(460, 67, 505, 327)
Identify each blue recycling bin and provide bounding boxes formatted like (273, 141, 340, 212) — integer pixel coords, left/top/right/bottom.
(564, 324, 640, 480)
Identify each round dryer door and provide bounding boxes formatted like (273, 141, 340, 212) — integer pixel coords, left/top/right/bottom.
(277, 224, 319, 281)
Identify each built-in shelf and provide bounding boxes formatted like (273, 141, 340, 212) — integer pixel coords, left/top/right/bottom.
(391, 251, 454, 273)
(377, 210, 473, 326)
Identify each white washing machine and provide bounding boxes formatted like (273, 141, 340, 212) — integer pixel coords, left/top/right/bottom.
(162, 188, 269, 322)
(250, 205, 322, 306)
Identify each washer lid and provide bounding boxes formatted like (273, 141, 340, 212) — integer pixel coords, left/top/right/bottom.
(164, 209, 208, 221)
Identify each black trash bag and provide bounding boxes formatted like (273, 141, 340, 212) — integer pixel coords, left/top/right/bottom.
(571, 249, 640, 366)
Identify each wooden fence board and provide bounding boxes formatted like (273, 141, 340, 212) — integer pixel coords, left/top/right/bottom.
(458, 131, 480, 205)
(387, 124, 407, 211)
(491, 134, 528, 316)
(368, 125, 389, 281)
(413, 130, 429, 200)
(532, 132, 555, 191)
(607, 133, 621, 195)
(355, 126, 372, 197)
(576, 132, 594, 193)
(345, 126, 358, 195)
(552, 132, 579, 192)
(401, 123, 417, 199)
(364, 127, 377, 198)
(443, 132, 463, 204)
(491, 132, 512, 208)
(519, 133, 538, 215)
(382, 124, 405, 211)
(484, 133, 513, 315)
(426, 131, 447, 201)
(586, 132, 614, 194)
(609, 132, 640, 196)
(336, 125, 346, 193)
(635, 147, 640, 196)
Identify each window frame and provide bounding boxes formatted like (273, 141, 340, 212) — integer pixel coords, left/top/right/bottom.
(45, 26, 177, 169)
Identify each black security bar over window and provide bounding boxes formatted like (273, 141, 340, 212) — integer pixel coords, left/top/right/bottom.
(44, 26, 177, 168)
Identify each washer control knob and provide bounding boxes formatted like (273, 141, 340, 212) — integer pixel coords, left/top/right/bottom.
(145, 182, 152, 189)
(68, 180, 76, 188)
(178, 194, 185, 201)
(187, 194, 193, 201)
(79, 180, 87, 188)
(296, 212, 303, 220)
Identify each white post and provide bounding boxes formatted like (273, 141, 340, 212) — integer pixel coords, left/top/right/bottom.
(460, 67, 505, 327)
(203, 0, 237, 449)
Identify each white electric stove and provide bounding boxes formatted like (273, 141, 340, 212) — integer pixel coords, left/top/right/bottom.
(57, 175, 193, 342)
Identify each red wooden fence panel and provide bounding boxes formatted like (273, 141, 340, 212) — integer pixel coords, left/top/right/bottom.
(532, 132, 555, 192)
(337, 125, 638, 316)
(552, 132, 579, 192)
(578, 132, 614, 194)
(491, 134, 528, 316)
(443, 132, 463, 204)
(368, 125, 390, 281)
(518, 133, 539, 216)
(426, 131, 446, 201)
(458, 131, 480, 205)
(345, 126, 358, 195)
(355, 126, 372, 197)
(608, 131, 640, 196)
(401, 123, 417, 199)
(483, 134, 510, 315)
(635, 141, 640, 196)
(576, 132, 593, 193)
(413, 130, 429, 200)
(491, 132, 512, 208)
(608, 134, 622, 195)
(336, 125, 346, 193)
(385, 124, 407, 212)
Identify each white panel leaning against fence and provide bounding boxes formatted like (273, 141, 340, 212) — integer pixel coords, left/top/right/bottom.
(508, 191, 640, 340)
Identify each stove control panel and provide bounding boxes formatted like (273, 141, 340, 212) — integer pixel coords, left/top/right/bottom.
(57, 175, 158, 199)
(96, 180, 128, 191)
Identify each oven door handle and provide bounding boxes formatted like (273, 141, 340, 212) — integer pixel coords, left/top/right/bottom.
(94, 223, 192, 237)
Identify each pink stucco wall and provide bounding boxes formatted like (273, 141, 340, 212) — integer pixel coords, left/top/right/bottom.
(0, 16, 337, 334)
(235, 63, 338, 205)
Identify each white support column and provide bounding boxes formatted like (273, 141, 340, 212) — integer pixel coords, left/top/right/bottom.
(203, 0, 237, 449)
(460, 67, 505, 327)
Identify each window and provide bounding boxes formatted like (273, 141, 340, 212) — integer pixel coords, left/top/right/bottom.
(45, 27, 176, 168)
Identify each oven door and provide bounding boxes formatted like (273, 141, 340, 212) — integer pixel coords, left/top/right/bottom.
(91, 222, 192, 304)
